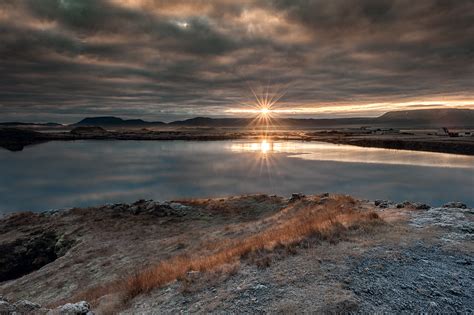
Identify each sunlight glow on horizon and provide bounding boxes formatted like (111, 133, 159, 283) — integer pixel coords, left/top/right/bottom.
(226, 98, 474, 117)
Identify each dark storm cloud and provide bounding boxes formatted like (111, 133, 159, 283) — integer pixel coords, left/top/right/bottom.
(0, 0, 473, 122)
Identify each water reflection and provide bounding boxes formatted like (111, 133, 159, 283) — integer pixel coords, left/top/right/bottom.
(231, 140, 310, 154)
(1, 140, 473, 213)
(231, 140, 474, 169)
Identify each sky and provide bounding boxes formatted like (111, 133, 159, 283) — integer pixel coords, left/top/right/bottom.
(0, 0, 473, 123)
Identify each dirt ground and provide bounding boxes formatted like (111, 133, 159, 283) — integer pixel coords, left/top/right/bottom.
(0, 195, 472, 314)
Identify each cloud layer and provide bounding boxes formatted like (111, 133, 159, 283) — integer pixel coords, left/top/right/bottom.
(1, 0, 473, 122)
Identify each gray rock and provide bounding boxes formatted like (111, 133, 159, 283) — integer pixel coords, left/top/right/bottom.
(145, 201, 156, 211)
(57, 301, 93, 315)
(396, 201, 412, 208)
(412, 202, 431, 210)
(0, 300, 15, 313)
(14, 299, 42, 313)
(289, 193, 305, 202)
(375, 200, 393, 208)
(129, 205, 141, 214)
(252, 284, 268, 290)
(443, 202, 467, 209)
(0, 298, 46, 314)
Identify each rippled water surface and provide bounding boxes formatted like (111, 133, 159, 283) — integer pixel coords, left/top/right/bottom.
(1, 140, 473, 213)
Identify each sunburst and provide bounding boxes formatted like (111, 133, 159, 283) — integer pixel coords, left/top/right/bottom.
(239, 84, 287, 135)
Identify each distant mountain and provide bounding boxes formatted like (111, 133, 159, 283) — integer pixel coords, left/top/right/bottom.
(73, 116, 164, 127)
(376, 109, 474, 126)
(171, 109, 474, 128)
(3, 108, 473, 129)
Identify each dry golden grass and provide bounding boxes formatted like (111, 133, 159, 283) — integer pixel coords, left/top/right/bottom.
(66, 195, 381, 312)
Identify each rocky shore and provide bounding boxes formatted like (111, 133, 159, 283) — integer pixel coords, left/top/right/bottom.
(0, 194, 472, 314)
(2, 126, 474, 155)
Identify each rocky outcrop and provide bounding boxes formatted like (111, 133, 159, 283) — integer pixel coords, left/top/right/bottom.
(0, 128, 48, 151)
(56, 301, 94, 315)
(289, 193, 306, 202)
(0, 232, 74, 282)
(0, 297, 94, 315)
(443, 202, 468, 209)
(111, 199, 192, 217)
(410, 205, 474, 242)
(395, 201, 431, 210)
(375, 200, 393, 208)
(70, 126, 107, 135)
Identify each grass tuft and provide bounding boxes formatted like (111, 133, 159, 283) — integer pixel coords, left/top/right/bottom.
(65, 195, 382, 312)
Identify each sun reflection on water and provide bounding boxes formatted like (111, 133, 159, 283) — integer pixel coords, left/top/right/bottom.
(229, 140, 474, 169)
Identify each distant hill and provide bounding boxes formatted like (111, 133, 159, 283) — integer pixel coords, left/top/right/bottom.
(170, 109, 474, 128)
(0, 122, 62, 127)
(73, 116, 165, 127)
(376, 109, 474, 127)
(3, 109, 473, 129)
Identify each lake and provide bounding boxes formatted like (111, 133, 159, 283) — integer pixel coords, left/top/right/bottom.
(1, 140, 473, 213)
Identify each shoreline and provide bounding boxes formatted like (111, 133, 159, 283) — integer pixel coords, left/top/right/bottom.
(1, 127, 474, 155)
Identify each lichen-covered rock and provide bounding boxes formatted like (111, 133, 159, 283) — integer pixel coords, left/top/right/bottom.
(289, 193, 306, 202)
(0, 231, 71, 282)
(396, 201, 412, 208)
(375, 200, 393, 208)
(443, 202, 467, 209)
(14, 299, 42, 313)
(0, 299, 15, 313)
(412, 202, 431, 210)
(0, 298, 45, 314)
(57, 301, 93, 315)
(395, 201, 430, 210)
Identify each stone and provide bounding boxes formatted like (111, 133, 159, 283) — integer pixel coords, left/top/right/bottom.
(145, 201, 156, 211)
(375, 200, 392, 208)
(14, 300, 42, 313)
(396, 201, 412, 208)
(58, 301, 93, 314)
(289, 193, 305, 202)
(252, 284, 268, 290)
(443, 202, 467, 209)
(412, 202, 431, 210)
(129, 205, 141, 215)
(0, 300, 15, 313)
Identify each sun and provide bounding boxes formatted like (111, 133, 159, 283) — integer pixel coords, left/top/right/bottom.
(259, 107, 271, 116)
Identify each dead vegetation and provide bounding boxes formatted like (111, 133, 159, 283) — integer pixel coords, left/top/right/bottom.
(65, 194, 382, 313)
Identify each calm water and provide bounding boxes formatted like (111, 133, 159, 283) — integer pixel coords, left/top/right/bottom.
(1, 140, 473, 213)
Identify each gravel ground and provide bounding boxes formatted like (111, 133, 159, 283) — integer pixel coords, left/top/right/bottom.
(124, 204, 474, 314)
(345, 243, 473, 313)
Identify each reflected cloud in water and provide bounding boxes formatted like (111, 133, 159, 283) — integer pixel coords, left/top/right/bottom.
(231, 140, 474, 169)
(1, 140, 473, 213)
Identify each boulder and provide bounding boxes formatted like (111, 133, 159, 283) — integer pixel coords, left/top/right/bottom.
(0, 298, 44, 314)
(396, 201, 412, 208)
(412, 202, 431, 210)
(375, 200, 392, 208)
(443, 202, 467, 209)
(289, 193, 306, 202)
(395, 201, 430, 210)
(0, 300, 15, 313)
(57, 301, 93, 315)
(14, 300, 42, 313)
(0, 231, 73, 282)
